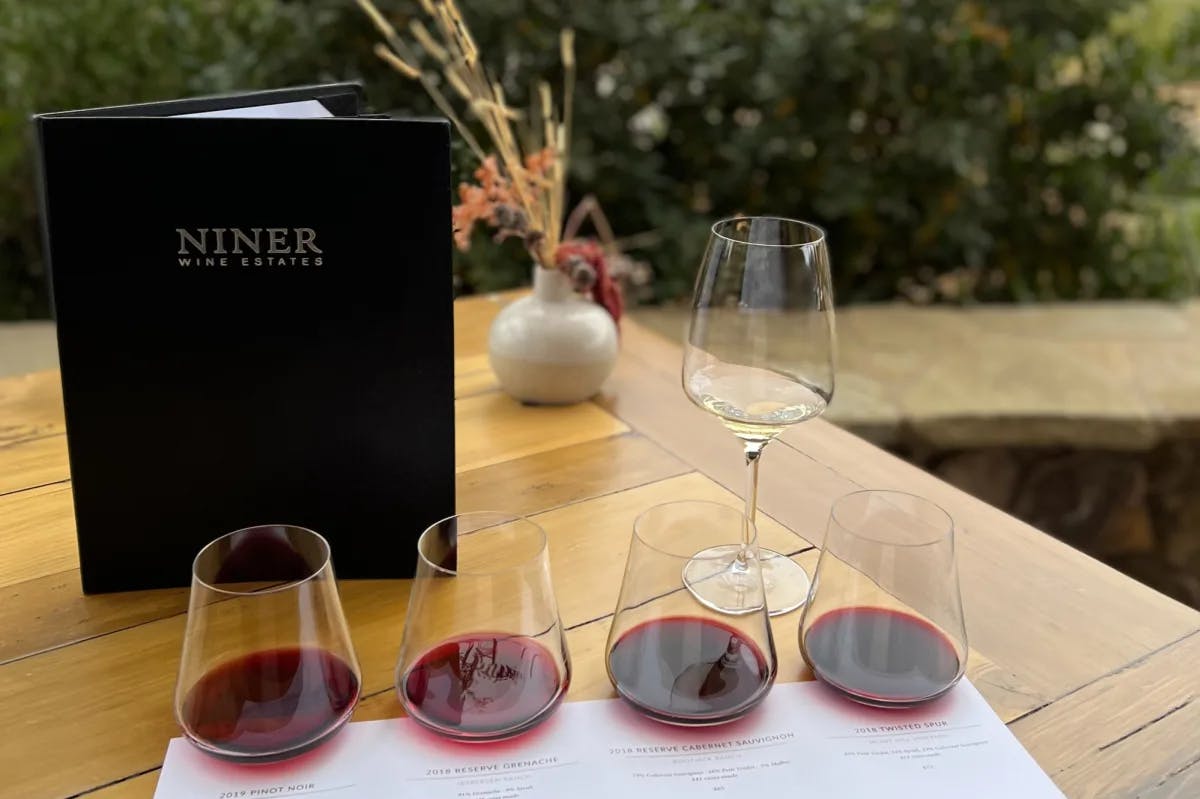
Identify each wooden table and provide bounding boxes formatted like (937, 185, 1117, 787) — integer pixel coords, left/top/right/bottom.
(1, 295, 1197, 799)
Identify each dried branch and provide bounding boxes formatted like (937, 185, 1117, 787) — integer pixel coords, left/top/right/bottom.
(563, 194, 617, 250)
(358, 0, 575, 268)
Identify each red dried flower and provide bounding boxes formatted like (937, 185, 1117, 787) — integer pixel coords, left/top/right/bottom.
(556, 239, 623, 325)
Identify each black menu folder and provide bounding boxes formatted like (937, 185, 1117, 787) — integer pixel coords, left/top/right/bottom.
(35, 84, 455, 592)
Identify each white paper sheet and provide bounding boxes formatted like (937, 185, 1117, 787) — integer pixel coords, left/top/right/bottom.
(175, 100, 334, 119)
(153, 679, 1064, 799)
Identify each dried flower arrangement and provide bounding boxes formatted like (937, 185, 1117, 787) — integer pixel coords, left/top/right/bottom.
(357, 0, 631, 323)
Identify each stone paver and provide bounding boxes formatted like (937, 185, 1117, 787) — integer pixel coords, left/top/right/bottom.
(0, 321, 57, 379)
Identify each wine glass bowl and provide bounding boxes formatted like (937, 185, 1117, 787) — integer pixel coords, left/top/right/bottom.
(174, 524, 361, 763)
(686, 363, 829, 440)
(682, 216, 836, 616)
(395, 512, 571, 742)
(800, 491, 968, 708)
(606, 501, 777, 726)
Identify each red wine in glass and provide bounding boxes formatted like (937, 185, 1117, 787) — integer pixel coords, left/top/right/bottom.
(401, 634, 568, 740)
(180, 646, 360, 761)
(607, 616, 773, 725)
(802, 606, 962, 707)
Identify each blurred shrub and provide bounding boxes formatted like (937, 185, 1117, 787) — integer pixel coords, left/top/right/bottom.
(1117, 0, 1200, 82)
(0, 0, 339, 318)
(385, 0, 1197, 305)
(1, 0, 1198, 318)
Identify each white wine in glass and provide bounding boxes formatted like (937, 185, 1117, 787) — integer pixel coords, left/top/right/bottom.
(682, 216, 836, 616)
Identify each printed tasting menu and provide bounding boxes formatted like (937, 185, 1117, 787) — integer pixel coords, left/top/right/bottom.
(154, 679, 1065, 799)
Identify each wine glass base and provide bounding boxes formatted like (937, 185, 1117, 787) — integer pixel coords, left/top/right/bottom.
(610, 683, 773, 727)
(682, 545, 810, 616)
(807, 673, 961, 709)
(402, 690, 567, 743)
(183, 710, 354, 763)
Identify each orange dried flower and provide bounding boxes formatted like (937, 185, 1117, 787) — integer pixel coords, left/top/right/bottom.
(474, 156, 515, 205)
(523, 147, 555, 178)
(453, 155, 547, 250)
(452, 183, 494, 250)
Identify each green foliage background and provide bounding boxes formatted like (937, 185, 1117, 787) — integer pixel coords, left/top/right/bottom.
(1, 0, 1198, 319)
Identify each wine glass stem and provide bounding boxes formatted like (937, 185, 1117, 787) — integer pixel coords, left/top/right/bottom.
(740, 441, 766, 559)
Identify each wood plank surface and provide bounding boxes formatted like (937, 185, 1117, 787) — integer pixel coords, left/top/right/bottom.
(0, 288, 520, 499)
(1010, 631, 1200, 799)
(83, 773, 160, 799)
(0, 298, 1196, 799)
(0, 349, 508, 500)
(454, 352, 499, 397)
(0, 369, 68, 493)
(452, 291, 513, 357)
(0, 432, 67, 497)
(0, 573, 189, 667)
(0, 483, 77, 588)
(0, 433, 687, 665)
(456, 391, 627, 472)
(0, 368, 66, 437)
(0, 472, 785, 798)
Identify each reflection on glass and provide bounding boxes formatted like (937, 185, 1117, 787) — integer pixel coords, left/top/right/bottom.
(395, 512, 571, 741)
(174, 524, 361, 762)
(606, 501, 777, 725)
(800, 491, 968, 707)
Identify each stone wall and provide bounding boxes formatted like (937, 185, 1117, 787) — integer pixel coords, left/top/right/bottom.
(897, 443, 1200, 608)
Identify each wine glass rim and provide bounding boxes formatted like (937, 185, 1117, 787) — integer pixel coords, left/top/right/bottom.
(710, 216, 827, 248)
(417, 510, 548, 576)
(191, 523, 331, 596)
(829, 490, 954, 547)
(633, 500, 757, 558)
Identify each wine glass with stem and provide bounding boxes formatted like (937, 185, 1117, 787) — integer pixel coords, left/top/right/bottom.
(682, 216, 835, 616)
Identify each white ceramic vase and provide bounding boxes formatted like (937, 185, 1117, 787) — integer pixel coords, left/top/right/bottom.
(488, 267, 619, 404)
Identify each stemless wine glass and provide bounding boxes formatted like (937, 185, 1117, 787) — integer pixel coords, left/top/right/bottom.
(683, 216, 835, 616)
(606, 501, 777, 725)
(174, 524, 362, 762)
(800, 491, 968, 708)
(395, 512, 571, 742)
